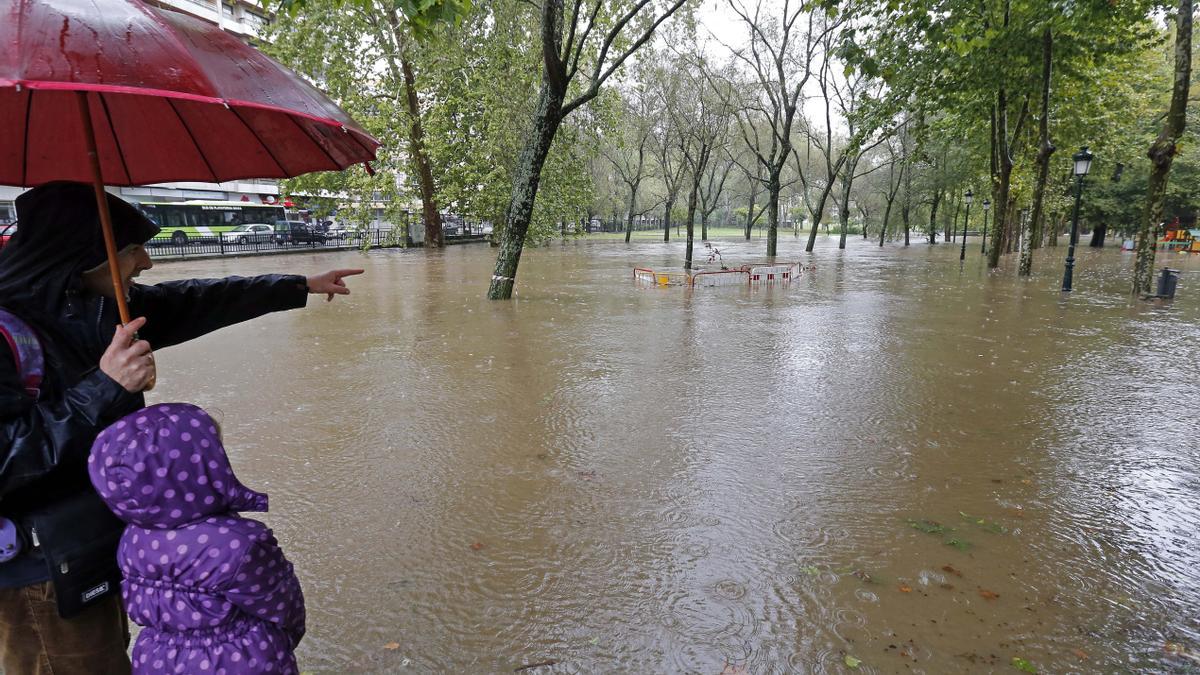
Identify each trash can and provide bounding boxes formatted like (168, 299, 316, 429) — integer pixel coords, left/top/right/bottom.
(1156, 267, 1180, 299)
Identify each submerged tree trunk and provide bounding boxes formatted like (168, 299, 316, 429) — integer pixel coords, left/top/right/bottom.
(879, 199, 892, 247)
(838, 170, 853, 249)
(685, 183, 699, 269)
(487, 84, 565, 299)
(1025, 27, 1055, 276)
(1135, 0, 1192, 295)
(804, 181, 837, 252)
(948, 192, 960, 243)
(990, 89, 1013, 268)
(624, 185, 638, 243)
(398, 45, 443, 249)
(766, 173, 781, 256)
(663, 199, 673, 242)
(744, 180, 759, 240)
(928, 190, 942, 244)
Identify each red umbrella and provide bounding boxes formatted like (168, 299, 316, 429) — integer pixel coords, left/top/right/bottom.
(0, 0, 379, 324)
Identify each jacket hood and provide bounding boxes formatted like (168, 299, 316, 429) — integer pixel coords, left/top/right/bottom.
(89, 403, 267, 529)
(0, 181, 159, 316)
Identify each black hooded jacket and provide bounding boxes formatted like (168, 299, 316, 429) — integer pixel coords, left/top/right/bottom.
(0, 182, 308, 598)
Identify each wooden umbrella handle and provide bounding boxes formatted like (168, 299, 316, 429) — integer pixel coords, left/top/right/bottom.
(77, 92, 155, 390)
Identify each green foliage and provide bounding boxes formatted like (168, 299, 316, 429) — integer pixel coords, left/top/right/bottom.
(418, 3, 600, 242)
(843, 0, 1165, 251)
(264, 0, 598, 241)
(271, 0, 470, 39)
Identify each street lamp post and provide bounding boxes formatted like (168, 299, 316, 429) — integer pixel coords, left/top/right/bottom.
(1061, 146, 1094, 292)
(959, 189, 973, 261)
(980, 199, 991, 254)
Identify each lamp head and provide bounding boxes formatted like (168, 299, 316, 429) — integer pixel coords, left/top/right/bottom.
(1073, 146, 1094, 176)
(964, 189, 974, 205)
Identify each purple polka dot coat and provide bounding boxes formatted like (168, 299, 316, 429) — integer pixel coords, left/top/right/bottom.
(88, 403, 305, 674)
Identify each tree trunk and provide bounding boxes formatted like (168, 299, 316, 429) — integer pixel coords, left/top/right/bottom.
(399, 49, 443, 249)
(1005, 201, 1017, 254)
(623, 180, 640, 244)
(838, 171, 852, 249)
(745, 181, 758, 240)
(1025, 27, 1055, 276)
(879, 196, 893, 247)
(990, 87, 1013, 268)
(766, 173, 781, 257)
(685, 184, 698, 269)
(948, 192, 960, 242)
(663, 199, 673, 242)
(805, 181, 837, 252)
(487, 84, 565, 299)
(1135, 0, 1192, 295)
(928, 190, 941, 244)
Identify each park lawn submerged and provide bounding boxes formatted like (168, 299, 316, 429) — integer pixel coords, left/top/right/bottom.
(144, 236, 1200, 672)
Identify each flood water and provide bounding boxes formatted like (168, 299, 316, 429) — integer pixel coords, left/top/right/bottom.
(142, 235, 1200, 673)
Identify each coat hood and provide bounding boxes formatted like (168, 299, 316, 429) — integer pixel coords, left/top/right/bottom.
(89, 403, 267, 529)
(0, 181, 159, 317)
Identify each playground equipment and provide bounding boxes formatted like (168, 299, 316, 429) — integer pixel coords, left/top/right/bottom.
(633, 262, 804, 288)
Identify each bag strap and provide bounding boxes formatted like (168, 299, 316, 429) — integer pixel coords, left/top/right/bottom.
(0, 308, 44, 399)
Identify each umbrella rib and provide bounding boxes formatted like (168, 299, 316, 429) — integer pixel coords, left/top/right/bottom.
(166, 98, 220, 183)
(286, 114, 340, 171)
(346, 129, 378, 161)
(98, 93, 134, 185)
(229, 106, 289, 177)
(20, 90, 32, 185)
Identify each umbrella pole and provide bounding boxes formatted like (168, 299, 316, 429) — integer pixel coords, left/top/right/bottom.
(76, 93, 155, 390)
(75, 92, 132, 325)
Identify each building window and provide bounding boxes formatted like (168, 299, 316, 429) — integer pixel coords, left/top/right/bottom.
(243, 8, 268, 30)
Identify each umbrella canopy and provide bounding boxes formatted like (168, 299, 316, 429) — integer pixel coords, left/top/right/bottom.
(0, 0, 379, 187)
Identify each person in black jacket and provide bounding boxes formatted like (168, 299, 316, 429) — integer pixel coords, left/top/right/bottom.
(0, 182, 363, 674)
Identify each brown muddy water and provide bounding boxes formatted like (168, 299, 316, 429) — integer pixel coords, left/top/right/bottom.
(141, 236, 1200, 673)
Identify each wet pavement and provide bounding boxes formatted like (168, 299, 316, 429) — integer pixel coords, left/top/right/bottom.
(142, 234, 1200, 673)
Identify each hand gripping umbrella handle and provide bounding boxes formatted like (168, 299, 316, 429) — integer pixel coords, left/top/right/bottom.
(77, 93, 155, 391)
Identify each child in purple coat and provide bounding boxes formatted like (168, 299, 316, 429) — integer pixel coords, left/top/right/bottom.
(88, 402, 305, 674)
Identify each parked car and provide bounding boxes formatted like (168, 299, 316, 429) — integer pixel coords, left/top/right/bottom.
(274, 220, 327, 244)
(321, 221, 354, 240)
(220, 223, 274, 244)
(0, 223, 16, 250)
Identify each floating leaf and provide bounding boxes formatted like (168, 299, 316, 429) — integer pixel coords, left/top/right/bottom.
(942, 565, 964, 577)
(844, 655, 862, 669)
(978, 589, 1000, 600)
(720, 664, 749, 675)
(1011, 656, 1037, 672)
(1072, 648, 1089, 660)
(800, 566, 821, 576)
(898, 584, 912, 593)
(960, 511, 1008, 534)
(470, 541, 485, 551)
(945, 538, 972, 550)
(1164, 642, 1200, 663)
(851, 569, 875, 583)
(908, 519, 946, 534)
(383, 642, 401, 651)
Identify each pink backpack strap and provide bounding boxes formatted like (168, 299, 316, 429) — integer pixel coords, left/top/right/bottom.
(0, 308, 44, 399)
